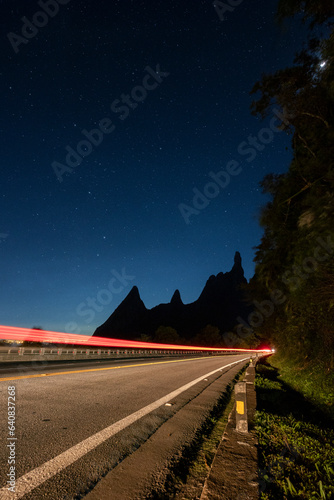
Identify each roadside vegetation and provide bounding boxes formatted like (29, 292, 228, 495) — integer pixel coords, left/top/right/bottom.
(255, 356, 334, 499)
(250, 4, 334, 493)
(247, 0, 334, 371)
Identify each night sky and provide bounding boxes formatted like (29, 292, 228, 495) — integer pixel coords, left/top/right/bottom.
(1, 0, 309, 335)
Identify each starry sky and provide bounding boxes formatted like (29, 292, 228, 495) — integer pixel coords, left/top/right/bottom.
(0, 0, 309, 335)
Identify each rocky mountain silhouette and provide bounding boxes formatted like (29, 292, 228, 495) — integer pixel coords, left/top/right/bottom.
(93, 252, 252, 340)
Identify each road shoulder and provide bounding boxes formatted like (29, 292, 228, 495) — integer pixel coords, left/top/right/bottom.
(85, 361, 247, 499)
(200, 365, 259, 500)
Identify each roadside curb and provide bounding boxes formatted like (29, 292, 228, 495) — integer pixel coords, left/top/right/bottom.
(200, 363, 259, 500)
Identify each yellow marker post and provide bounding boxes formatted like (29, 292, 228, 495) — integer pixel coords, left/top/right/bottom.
(235, 381, 248, 433)
(236, 400, 244, 415)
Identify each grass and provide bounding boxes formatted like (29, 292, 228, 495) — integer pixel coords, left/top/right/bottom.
(255, 357, 334, 499)
(269, 354, 334, 417)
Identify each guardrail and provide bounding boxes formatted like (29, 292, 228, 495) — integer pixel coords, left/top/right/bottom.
(0, 347, 226, 363)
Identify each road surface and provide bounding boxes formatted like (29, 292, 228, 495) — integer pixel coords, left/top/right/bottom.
(0, 354, 250, 499)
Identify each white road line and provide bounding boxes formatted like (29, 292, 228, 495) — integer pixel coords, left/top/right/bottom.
(0, 357, 249, 499)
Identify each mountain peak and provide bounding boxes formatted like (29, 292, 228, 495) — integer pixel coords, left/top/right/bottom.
(171, 289, 183, 305)
(114, 285, 146, 312)
(128, 285, 140, 298)
(230, 251, 245, 282)
(234, 251, 242, 267)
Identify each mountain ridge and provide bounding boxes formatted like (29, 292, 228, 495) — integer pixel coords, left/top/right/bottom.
(93, 251, 252, 341)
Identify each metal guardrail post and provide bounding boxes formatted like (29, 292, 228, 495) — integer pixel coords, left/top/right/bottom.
(235, 381, 248, 433)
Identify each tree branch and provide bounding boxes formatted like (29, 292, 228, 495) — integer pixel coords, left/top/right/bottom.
(299, 112, 329, 128)
(297, 133, 317, 158)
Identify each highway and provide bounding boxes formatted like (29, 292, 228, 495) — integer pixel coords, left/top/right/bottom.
(0, 354, 251, 499)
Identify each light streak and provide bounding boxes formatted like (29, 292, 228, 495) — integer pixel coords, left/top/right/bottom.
(0, 324, 271, 353)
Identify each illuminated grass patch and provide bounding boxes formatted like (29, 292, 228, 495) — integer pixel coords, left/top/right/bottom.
(255, 359, 334, 499)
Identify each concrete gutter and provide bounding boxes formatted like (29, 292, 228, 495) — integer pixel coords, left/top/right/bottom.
(200, 363, 259, 500)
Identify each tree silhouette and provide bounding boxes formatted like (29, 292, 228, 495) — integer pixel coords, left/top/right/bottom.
(248, 3, 334, 369)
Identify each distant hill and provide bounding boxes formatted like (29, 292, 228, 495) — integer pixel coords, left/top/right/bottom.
(93, 252, 252, 341)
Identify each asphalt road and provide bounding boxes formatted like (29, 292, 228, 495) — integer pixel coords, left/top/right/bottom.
(0, 355, 185, 376)
(0, 354, 250, 499)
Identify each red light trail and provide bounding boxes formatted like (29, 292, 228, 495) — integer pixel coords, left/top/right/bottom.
(0, 324, 271, 353)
